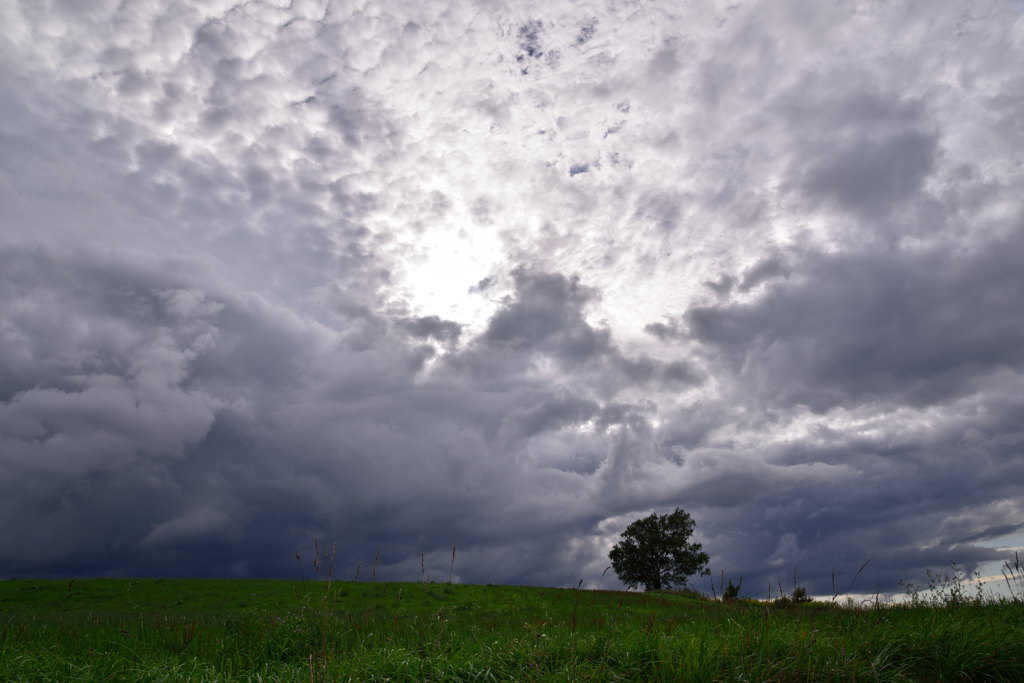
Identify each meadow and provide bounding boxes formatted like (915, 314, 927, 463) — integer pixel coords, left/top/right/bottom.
(1, 572, 1022, 682)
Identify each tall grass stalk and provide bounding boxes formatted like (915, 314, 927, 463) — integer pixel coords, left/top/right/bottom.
(448, 541, 457, 584)
(1001, 550, 1023, 601)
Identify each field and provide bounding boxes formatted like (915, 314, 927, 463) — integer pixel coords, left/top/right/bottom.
(1, 576, 1022, 681)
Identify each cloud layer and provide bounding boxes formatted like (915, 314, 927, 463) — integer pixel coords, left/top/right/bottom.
(2, 0, 1023, 595)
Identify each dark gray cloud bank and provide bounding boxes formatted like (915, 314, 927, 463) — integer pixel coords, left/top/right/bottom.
(2, 0, 1022, 597)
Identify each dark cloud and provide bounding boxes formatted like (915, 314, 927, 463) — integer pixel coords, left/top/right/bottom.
(775, 88, 939, 223)
(738, 256, 789, 292)
(469, 275, 496, 293)
(481, 268, 608, 360)
(685, 236, 1024, 411)
(399, 315, 462, 346)
(466, 268, 704, 399)
(705, 275, 737, 297)
(517, 20, 544, 59)
(800, 131, 937, 219)
(643, 320, 680, 341)
(573, 18, 598, 47)
(682, 407, 1024, 595)
(0, 252, 674, 584)
(2, 0, 1022, 598)
(661, 360, 703, 386)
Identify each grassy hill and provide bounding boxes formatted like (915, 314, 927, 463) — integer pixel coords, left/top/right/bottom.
(1, 577, 1021, 681)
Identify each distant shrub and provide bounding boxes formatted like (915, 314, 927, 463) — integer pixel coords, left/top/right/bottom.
(773, 585, 811, 608)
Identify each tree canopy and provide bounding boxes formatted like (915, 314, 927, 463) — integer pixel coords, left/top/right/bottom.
(608, 507, 710, 591)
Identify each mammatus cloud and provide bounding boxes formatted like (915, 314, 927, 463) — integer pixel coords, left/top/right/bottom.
(1, 0, 1022, 595)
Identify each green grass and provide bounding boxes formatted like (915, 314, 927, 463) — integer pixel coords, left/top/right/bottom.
(1, 578, 1021, 681)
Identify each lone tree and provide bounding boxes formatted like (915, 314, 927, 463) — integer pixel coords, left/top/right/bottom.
(609, 507, 710, 591)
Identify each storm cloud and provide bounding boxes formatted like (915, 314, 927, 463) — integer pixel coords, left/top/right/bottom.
(1, 0, 1022, 597)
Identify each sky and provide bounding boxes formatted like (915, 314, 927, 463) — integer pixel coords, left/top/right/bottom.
(1, 0, 1023, 598)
